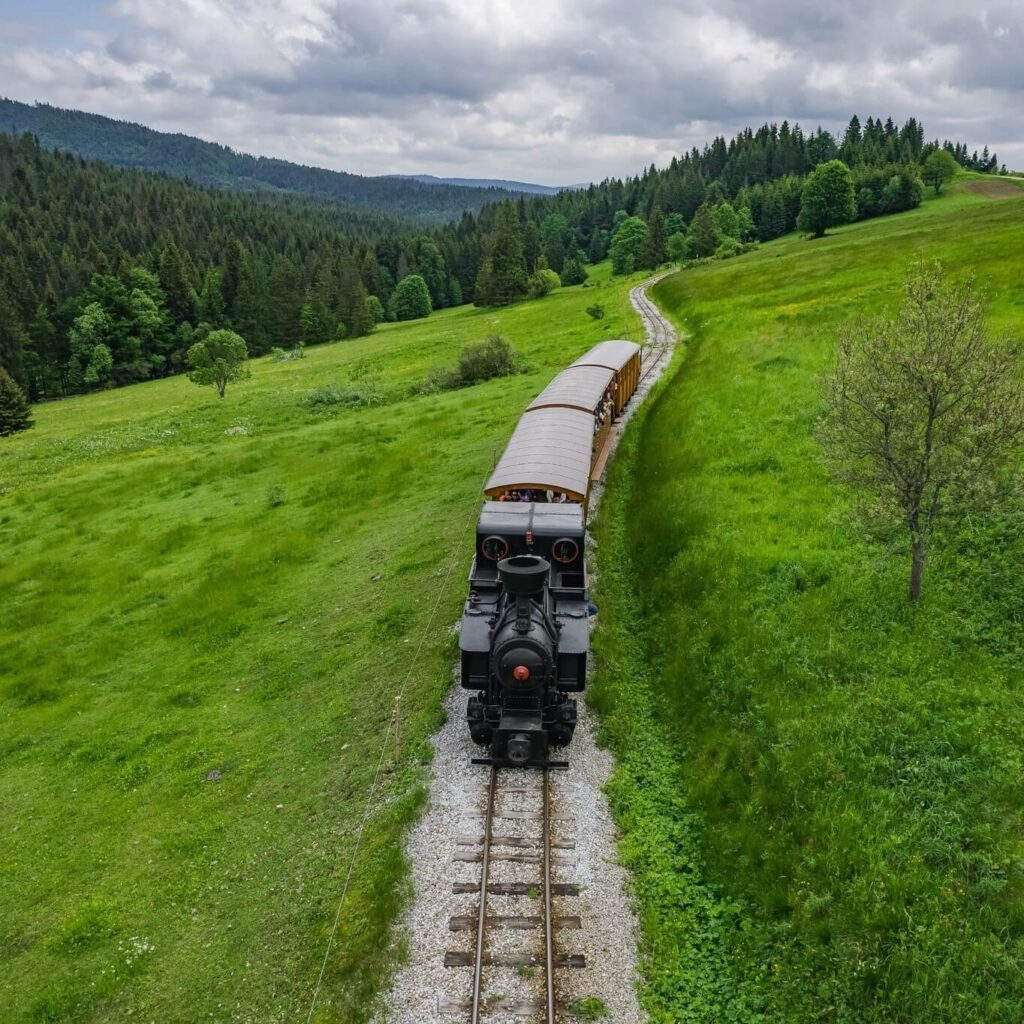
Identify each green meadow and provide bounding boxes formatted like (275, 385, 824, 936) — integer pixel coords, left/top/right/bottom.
(591, 177, 1024, 1022)
(0, 264, 643, 1023)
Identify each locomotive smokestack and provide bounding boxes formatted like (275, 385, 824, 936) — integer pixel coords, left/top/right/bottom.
(498, 555, 550, 634)
(497, 555, 550, 594)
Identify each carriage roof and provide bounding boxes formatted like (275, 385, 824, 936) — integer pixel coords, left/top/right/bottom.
(483, 407, 594, 501)
(526, 364, 615, 414)
(569, 339, 641, 372)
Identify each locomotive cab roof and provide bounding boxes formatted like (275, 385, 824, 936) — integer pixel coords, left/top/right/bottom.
(477, 500, 585, 539)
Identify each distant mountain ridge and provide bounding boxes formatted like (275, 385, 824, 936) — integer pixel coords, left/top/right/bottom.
(391, 174, 587, 195)
(0, 98, 521, 223)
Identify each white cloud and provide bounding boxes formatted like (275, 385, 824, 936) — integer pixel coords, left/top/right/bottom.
(0, 0, 1021, 180)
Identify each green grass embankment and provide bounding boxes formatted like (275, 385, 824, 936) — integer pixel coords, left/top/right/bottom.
(0, 263, 644, 1024)
(591, 179, 1024, 1022)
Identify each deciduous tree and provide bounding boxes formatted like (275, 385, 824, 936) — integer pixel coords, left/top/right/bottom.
(187, 328, 249, 399)
(819, 262, 1024, 600)
(609, 216, 647, 274)
(922, 149, 958, 195)
(390, 274, 432, 320)
(797, 160, 856, 238)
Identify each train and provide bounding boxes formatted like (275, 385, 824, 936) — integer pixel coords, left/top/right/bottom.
(459, 341, 643, 767)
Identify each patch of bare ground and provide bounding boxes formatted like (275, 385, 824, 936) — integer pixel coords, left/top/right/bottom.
(963, 178, 1023, 199)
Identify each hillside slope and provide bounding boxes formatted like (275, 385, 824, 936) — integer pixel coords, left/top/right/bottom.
(0, 264, 646, 1024)
(592, 181, 1024, 1022)
(0, 98, 518, 223)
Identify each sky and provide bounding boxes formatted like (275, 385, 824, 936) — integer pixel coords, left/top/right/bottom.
(0, 0, 1021, 183)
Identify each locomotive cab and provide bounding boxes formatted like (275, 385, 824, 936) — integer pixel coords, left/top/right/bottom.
(460, 502, 588, 767)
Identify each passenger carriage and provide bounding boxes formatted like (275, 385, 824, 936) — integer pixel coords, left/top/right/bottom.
(482, 340, 641, 514)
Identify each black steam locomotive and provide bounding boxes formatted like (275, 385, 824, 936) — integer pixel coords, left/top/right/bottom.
(459, 502, 589, 767)
(458, 340, 643, 767)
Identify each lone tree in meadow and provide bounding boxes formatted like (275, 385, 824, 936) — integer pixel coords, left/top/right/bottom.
(187, 329, 249, 399)
(819, 262, 1024, 601)
(0, 367, 33, 436)
(922, 149, 959, 195)
(797, 159, 856, 238)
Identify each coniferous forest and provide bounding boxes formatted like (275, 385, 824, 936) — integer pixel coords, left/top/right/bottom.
(0, 113, 1002, 405)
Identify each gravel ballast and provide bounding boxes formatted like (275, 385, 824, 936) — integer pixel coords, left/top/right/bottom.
(382, 275, 678, 1023)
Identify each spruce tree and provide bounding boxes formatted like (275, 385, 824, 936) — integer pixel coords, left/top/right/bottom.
(688, 203, 720, 258)
(338, 258, 374, 338)
(0, 366, 33, 436)
(640, 207, 668, 268)
(158, 243, 197, 325)
(268, 256, 302, 348)
(198, 267, 227, 327)
(477, 202, 528, 306)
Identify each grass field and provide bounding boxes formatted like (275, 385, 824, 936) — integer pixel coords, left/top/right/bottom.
(590, 177, 1024, 1022)
(0, 263, 645, 1023)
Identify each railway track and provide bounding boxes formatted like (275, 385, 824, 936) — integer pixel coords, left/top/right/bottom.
(631, 273, 677, 388)
(440, 767, 582, 1020)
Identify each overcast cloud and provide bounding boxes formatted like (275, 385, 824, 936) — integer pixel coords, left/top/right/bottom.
(0, 0, 1021, 182)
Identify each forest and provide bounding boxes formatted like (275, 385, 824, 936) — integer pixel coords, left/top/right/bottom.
(0, 114, 1002, 406)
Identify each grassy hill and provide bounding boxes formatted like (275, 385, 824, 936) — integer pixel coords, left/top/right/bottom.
(0, 98, 519, 223)
(0, 265, 645, 1024)
(591, 178, 1024, 1022)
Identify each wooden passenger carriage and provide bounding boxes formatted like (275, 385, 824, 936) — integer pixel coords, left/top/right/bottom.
(483, 340, 642, 514)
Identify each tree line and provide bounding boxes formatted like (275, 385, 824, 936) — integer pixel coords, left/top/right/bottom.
(0, 114, 1000, 411)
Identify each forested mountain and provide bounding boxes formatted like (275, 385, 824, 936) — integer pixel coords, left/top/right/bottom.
(0, 113, 999, 409)
(0, 98, 520, 223)
(396, 175, 573, 195)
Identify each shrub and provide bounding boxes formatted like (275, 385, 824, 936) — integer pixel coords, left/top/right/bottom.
(302, 384, 381, 411)
(585, 304, 605, 320)
(527, 268, 561, 298)
(715, 236, 745, 259)
(456, 335, 519, 384)
(366, 294, 385, 323)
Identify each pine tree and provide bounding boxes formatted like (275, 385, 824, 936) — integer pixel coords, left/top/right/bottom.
(233, 254, 268, 354)
(0, 366, 33, 436)
(523, 221, 541, 274)
(198, 267, 227, 327)
(158, 243, 197, 325)
(640, 207, 668, 269)
(338, 258, 374, 338)
(268, 256, 302, 348)
(476, 201, 528, 306)
(688, 204, 720, 257)
(0, 291, 29, 391)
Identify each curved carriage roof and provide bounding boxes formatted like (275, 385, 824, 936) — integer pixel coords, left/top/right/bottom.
(570, 339, 641, 372)
(527, 364, 614, 414)
(484, 407, 595, 501)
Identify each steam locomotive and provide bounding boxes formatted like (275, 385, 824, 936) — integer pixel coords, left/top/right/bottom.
(459, 341, 642, 767)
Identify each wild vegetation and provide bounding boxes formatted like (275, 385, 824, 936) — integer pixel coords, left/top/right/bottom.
(591, 178, 1024, 1022)
(0, 261, 645, 1024)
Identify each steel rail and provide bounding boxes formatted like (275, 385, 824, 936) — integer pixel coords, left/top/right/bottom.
(542, 767, 556, 1024)
(470, 767, 498, 1024)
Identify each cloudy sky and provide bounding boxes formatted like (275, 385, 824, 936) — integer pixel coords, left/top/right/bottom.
(1, 0, 1021, 183)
